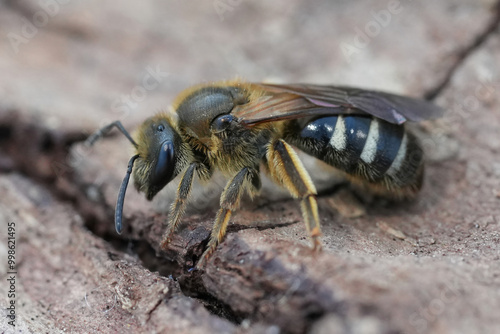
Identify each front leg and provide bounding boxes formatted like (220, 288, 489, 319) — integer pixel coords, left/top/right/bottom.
(160, 162, 210, 249)
(197, 167, 260, 268)
(267, 139, 322, 251)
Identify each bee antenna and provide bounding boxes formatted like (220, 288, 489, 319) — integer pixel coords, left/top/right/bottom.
(86, 121, 138, 148)
(115, 154, 140, 234)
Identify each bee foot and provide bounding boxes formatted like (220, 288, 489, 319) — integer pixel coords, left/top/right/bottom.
(196, 247, 216, 269)
(312, 236, 323, 253)
(160, 237, 173, 250)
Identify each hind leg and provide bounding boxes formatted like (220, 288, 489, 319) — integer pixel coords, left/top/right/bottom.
(266, 139, 322, 251)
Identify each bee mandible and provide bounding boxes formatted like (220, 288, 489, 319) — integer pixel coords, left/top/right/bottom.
(87, 80, 443, 268)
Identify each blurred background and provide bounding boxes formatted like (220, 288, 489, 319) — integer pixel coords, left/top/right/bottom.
(1, 0, 495, 133)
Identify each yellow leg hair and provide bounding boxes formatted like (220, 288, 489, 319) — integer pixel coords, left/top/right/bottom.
(267, 139, 322, 251)
(196, 167, 259, 268)
(160, 163, 197, 249)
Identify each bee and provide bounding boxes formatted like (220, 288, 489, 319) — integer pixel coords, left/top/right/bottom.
(87, 80, 443, 268)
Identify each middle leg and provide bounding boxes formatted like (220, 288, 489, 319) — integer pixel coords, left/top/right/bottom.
(196, 167, 260, 268)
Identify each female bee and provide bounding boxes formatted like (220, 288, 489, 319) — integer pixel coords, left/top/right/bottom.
(87, 80, 442, 268)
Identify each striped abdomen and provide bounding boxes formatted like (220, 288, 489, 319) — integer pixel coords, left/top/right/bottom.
(286, 115, 423, 198)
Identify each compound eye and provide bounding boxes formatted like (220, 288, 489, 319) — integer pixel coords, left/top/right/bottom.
(149, 141, 175, 196)
(211, 114, 235, 133)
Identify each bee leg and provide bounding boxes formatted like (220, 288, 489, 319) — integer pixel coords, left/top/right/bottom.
(197, 167, 259, 268)
(267, 139, 322, 251)
(160, 162, 198, 249)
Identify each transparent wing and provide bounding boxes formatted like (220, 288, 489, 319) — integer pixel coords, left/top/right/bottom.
(234, 83, 443, 125)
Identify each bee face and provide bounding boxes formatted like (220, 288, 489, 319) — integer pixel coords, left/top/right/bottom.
(133, 114, 182, 200)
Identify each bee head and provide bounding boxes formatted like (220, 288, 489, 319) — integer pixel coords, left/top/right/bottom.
(105, 114, 187, 235)
(132, 114, 183, 201)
